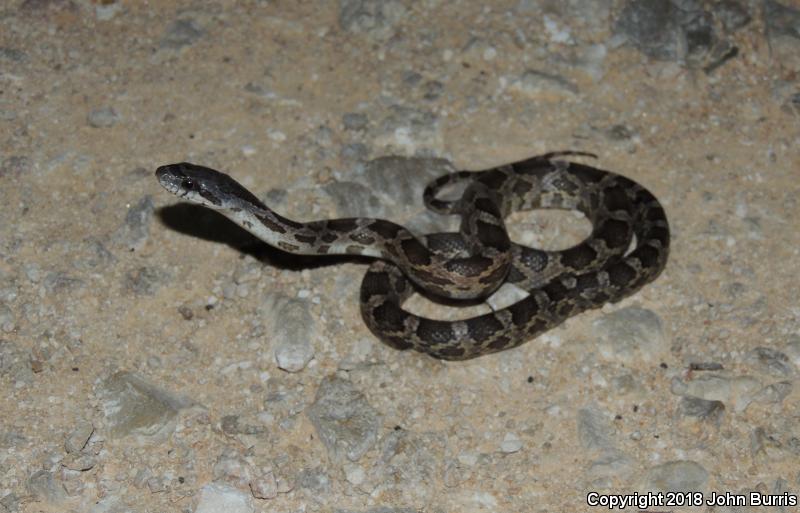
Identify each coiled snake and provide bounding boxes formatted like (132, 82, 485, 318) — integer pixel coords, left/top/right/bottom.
(156, 152, 669, 360)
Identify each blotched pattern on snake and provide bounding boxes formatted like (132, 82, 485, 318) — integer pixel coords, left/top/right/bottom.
(156, 152, 670, 360)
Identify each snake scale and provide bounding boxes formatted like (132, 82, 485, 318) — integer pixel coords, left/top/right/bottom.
(156, 152, 670, 360)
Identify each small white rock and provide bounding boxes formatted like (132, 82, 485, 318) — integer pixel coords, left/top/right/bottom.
(343, 463, 365, 485)
(458, 451, 479, 466)
(267, 129, 286, 142)
(249, 472, 277, 500)
(195, 483, 254, 513)
(500, 432, 523, 453)
(274, 339, 314, 373)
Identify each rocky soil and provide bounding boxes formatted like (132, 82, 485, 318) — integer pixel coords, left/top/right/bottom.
(1, 0, 799, 512)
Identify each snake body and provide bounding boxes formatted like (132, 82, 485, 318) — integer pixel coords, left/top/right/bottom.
(156, 152, 669, 360)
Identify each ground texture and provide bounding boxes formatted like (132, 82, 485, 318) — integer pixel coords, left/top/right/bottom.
(1, 0, 799, 512)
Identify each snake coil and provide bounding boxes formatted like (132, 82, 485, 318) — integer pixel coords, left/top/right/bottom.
(156, 152, 669, 360)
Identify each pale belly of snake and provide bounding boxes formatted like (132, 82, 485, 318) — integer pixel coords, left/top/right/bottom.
(155, 152, 670, 360)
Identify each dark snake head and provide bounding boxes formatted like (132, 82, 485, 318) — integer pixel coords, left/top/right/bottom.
(155, 162, 267, 211)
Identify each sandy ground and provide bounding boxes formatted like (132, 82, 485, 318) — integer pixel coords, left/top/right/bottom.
(1, 0, 799, 512)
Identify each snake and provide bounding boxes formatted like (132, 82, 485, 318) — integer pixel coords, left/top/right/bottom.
(155, 152, 670, 360)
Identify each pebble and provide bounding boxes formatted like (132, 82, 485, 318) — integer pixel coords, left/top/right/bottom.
(160, 19, 205, 50)
(123, 266, 167, 296)
(752, 381, 792, 405)
(577, 406, 615, 451)
(296, 466, 331, 495)
(27, 470, 66, 504)
(275, 474, 293, 494)
(146, 476, 167, 493)
(338, 0, 406, 39)
(232, 259, 262, 285)
(343, 462, 366, 485)
(114, 195, 154, 251)
(614, 0, 720, 64)
(62, 453, 97, 471)
(509, 69, 578, 99)
(243, 82, 276, 98)
(212, 449, 253, 486)
(644, 460, 709, 492)
(43, 272, 84, 294)
(593, 307, 666, 364)
(499, 432, 523, 453)
(746, 346, 794, 377)
(305, 376, 380, 462)
(220, 413, 270, 436)
(64, 421, 94, 453)
(671, 374, 762, 412)
(177, 304, 194, 320)
(249, 471, 278, 500)
(678, 396, 725, 423)
(262, 295, 315, 372)
(750, 427, 773, 460)
(97, 371, 192, 440)
(221, 282, 237, 300)
(266, 128, 286, 142)
(87, 107, 118, 128)
(195, 483, 254, 513)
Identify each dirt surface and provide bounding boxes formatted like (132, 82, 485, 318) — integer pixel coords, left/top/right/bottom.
(1, 1, 799, 512)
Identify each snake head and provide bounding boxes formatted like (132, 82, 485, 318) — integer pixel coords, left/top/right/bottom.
(155, 162, 266, 211)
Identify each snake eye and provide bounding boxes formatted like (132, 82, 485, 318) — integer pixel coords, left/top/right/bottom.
(182, 178, 195, 190)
